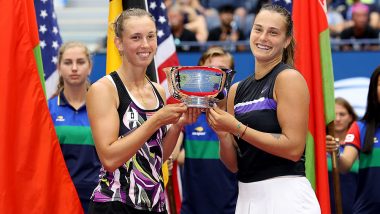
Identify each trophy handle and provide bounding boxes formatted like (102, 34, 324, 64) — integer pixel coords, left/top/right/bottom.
(163, 66, 183, 100)
(221, 68, 236, 91)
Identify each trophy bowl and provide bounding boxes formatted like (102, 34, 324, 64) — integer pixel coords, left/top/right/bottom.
(164, 66, 236, 108)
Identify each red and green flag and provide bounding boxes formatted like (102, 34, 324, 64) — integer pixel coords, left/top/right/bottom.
(293, 0, 335, 213)
(0, 0, 83, 213)
(273, 3, 335, 211)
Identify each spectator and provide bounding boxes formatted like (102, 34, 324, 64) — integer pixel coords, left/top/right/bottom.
(340, 2, 379, 51)
(208, 4, 246, 51)
(234, 1, 271, 38)
(326, 66, 380, 213)
(328, 97, 358, 214)
(328, 0, 347, 38)
(167, 4, 199, 51)
(48, 41, 101, 213)
(368, 3, 380, 31)
(176, 0, 209, 42)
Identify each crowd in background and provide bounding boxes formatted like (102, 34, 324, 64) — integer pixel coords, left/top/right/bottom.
(48, 1, 380, 213)
(162, 0, 380, 52)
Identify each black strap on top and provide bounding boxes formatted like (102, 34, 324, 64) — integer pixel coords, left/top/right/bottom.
(109, 71, 131, 121)
(109, 71, 165, 114)
(146, 78, 165, 106)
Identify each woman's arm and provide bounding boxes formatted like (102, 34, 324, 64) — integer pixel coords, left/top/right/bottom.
(339, 145, 359, 173)
(218, 132, 238, 173)
(326, 134, 359, 173)
(173, 132, 185, 166)
(244, 69, 309, 161)
(209, 83, 239, 172)
(209, 69, 309, 162)
(87, 79, 187, 172)
(185, 15, 208, 42)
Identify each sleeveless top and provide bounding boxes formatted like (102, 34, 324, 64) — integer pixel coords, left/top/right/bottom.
(91, 72, 168, 212)
(234, 62, 305, 183)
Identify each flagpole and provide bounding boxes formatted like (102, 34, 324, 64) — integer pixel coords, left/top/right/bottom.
(327, 122, 343, 214)
(166, 163, 178, 214)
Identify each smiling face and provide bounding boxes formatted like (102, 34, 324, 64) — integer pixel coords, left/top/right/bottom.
(58, 46, 92, 87)
(115, 16, 157, 68)
(250, 10, 291, 63)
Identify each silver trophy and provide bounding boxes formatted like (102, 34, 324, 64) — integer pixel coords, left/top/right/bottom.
(164, 66, 236, 108)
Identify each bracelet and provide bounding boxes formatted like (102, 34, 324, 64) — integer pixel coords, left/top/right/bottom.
(235, 123, 248, 139)
(240, 125, 248, 139)
(235, 122, 242, 138)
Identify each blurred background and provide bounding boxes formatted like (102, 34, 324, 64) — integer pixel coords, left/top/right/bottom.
(53, 0, 380, 117)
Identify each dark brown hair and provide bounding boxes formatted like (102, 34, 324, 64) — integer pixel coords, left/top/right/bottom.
(362, 66, 380, 153)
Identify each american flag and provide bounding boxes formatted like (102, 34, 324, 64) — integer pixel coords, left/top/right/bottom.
(35, 0, 62, 98)
(147, 0, 180, 100)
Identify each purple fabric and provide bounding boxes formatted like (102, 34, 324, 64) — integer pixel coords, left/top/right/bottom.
(235, 98, 277, 115)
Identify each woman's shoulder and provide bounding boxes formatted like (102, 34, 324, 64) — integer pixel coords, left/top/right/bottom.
(88, 76, 118, 100)
(276, 68, 305, 83)
(93, 75, 116, 88)
(274, 68, 309, 100)
(86, 76, 119, 112)
(230, 81, 240, 92)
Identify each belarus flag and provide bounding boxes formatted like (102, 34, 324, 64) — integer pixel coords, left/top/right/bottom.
(274, 0, 335, 213)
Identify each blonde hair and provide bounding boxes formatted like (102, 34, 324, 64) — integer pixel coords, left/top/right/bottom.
(197, 46, 234, 69)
